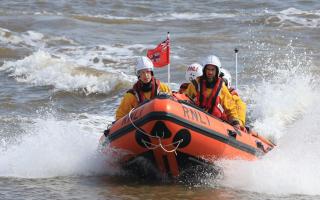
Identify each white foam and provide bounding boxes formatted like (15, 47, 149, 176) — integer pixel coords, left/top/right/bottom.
(76, 12, 235, 22)
(0, 27, 78, 49)
(217, 100, 320, 195)
(0, 28, 43, 48)
(61, 44, 142, 69)
(0, 27, 24, 45)
(209, 40, 320, 195)
(241, 40, 315, 140)
(70, 112, 115, 131)
(248, 75, 313, 140)
(266, 8, 320, 28)
(280, 7, 320, 16)
(214, 82, 320, 194)
(1, 50, 136, 95)
(21, 31, 45, 48)
(0, 8, 62, 17)
(0, 28, 149, 94)
(0, 115, 117, 178)
(153, 12, 235, 21)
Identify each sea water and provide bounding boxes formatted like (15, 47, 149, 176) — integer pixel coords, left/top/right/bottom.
(0, 1, 320, 199)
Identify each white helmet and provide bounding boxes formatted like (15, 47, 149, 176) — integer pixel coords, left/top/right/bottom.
(220, 68, 232, 88)
(202, 55, 222, 75)
(135, 56, 154, 76)
(185, 63, 203, 82)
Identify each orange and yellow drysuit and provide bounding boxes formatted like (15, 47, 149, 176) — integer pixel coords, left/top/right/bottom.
(228, 88, 247, 126)
(184, 77, 242, 126)
(115, 77, 171, 120)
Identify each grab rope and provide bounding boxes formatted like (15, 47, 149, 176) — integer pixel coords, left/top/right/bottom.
(128, 108, 183, 154)
(141, 138, 183, 154)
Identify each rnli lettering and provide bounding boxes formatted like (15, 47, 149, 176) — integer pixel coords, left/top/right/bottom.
(198, 111, 207, 125)
(187, 65, 200, 72)
(182, 106, 189, 119)
(121, 115, 130, 126)
(182, 105, 210, 126)
(131, 108, 140, 120)
(189, 109, 198, 121)
(121, 107, 144, 126)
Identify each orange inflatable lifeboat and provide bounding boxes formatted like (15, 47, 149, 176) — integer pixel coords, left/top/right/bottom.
(99, 93, 275, 179)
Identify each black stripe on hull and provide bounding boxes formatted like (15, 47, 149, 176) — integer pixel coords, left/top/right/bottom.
(108, 111, 260, 156)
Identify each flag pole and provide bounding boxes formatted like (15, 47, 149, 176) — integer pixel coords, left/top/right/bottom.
(234, 48, 238, 90)
(167, 32, 170, 84)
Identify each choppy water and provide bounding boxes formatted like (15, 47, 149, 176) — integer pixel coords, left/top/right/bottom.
(1, 0, 320, 199)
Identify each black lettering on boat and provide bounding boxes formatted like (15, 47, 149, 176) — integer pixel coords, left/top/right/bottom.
(198, 111, 207, 125)
(121, 116, 129, 126)
(182, 105, 190, 119)
(189, 109, 198, 121)
(205, 115, 210, 126)
(139, 107, 144, 117)
(132, 109, 139, 120)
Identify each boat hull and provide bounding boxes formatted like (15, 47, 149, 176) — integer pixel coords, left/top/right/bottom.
(100, 94, 274, 178)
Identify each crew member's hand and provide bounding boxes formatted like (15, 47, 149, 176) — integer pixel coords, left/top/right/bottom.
(240, 126, 248, 133)
(233, 124, 241, 130)
(231, 120, 241, 130)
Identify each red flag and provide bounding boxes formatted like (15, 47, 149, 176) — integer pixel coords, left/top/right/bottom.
(147, 38, 170, 68)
